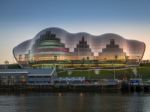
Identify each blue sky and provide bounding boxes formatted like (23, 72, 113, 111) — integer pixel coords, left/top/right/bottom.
(0, 0, 150, 63)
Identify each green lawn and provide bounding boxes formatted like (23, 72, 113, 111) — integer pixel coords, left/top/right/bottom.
(138, 67, 150, 80)
(57, 66, 150, 80)
(57, 69, 134, 79)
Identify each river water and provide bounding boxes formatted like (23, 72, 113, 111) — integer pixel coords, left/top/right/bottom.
(0, 92, 150, 112)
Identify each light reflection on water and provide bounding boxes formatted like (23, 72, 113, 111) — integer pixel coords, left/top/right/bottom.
(0, 93, 150, 112)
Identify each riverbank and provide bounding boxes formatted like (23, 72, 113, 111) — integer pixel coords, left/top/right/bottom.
(0, 84, 149, 93)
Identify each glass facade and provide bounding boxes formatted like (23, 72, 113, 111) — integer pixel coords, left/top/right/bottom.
(13, 27, 145, 68)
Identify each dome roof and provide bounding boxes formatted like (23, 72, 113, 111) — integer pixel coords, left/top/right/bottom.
(13, 27, 146, 68)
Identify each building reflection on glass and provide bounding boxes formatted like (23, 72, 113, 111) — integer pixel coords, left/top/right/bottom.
(13, 27, 145, 68)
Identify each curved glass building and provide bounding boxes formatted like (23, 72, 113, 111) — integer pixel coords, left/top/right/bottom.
(13, 27, 146, 68)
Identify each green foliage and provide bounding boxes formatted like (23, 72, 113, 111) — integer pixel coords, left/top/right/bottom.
(8, 64, 21, 69)
(137, 67, 150, 80)
(140, 63, 150, 67)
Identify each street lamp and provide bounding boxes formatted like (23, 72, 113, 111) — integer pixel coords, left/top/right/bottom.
(113, 55, 118, 79)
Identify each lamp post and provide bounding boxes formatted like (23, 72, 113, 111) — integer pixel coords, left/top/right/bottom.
(113, 55, 118, 79)
(53, 55, 57, 68)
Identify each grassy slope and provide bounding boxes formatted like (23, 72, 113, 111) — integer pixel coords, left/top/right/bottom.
(138, 67, 150, 80)
(58, 66, 150, 80)
(57, 69, 134, 79)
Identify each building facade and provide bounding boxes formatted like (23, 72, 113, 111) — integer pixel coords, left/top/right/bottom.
(0, 69, 56, 86)
(13, 27, 146, 68)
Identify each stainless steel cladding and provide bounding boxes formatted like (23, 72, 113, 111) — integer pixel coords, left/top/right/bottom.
(13, 27, 146, 68)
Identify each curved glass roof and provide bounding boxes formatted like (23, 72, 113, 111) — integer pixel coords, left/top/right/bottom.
(13, 27, 146, 68)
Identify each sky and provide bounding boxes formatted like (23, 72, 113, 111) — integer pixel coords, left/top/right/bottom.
(0, 0, 150, 64)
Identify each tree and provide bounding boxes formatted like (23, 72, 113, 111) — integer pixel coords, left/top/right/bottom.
(4, 60, 9, 69)
(54, 55, 57, 61)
